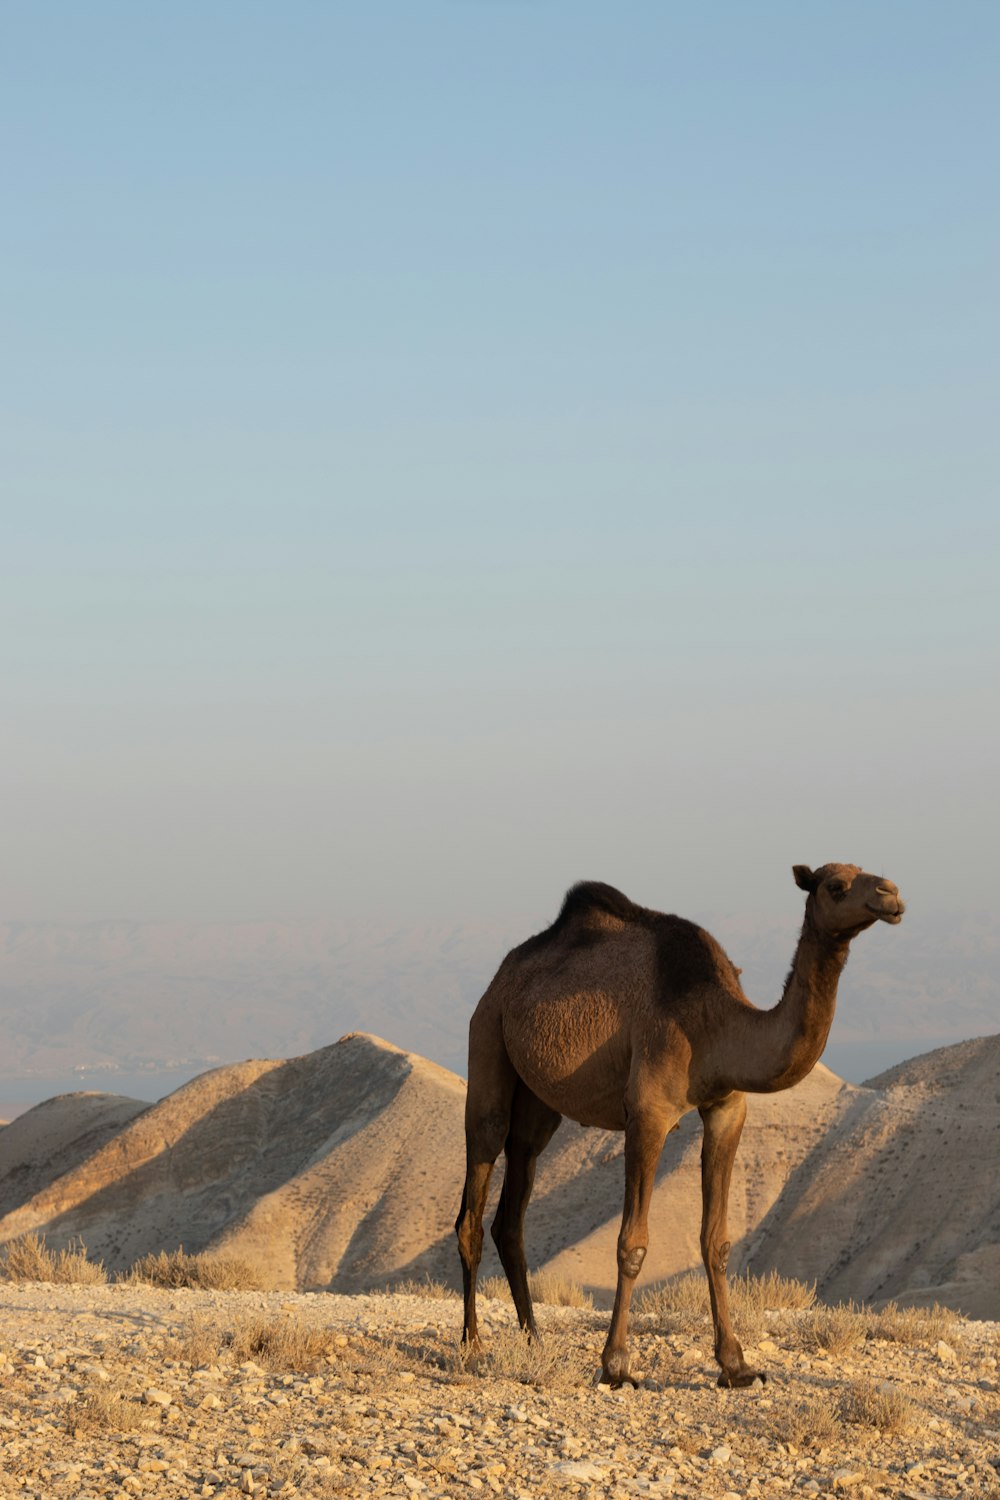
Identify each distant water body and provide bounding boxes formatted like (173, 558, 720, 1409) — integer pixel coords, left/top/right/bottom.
(0, 1065, 212, 1122)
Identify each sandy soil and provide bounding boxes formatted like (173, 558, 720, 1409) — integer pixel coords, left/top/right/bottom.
(0, 1282, 996, 1500)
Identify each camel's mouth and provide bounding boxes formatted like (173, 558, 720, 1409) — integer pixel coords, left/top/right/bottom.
(867, 903, 904, 924)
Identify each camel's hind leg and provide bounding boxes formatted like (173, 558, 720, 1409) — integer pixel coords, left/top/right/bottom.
(699, 1093, 764, 1388)
(490, 1081, 561, 1339)
(455, 1017, 518, 1349)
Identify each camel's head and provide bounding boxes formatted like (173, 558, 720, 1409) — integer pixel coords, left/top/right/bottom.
(792, 863, 905, 935)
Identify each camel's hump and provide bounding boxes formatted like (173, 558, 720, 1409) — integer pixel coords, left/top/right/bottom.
(561, 881, 642, 922)
(513, 881, 647, 958)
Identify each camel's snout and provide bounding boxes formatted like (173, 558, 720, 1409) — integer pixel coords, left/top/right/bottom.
(869, 881, 905, 923)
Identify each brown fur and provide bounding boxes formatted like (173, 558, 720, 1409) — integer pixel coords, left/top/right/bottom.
(456, 862, 905, 1388)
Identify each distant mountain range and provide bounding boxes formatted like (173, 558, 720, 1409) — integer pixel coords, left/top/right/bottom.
(0, 908, 996, 1084)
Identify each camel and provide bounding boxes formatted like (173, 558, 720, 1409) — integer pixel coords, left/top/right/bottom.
(456, 862, 905, 1389)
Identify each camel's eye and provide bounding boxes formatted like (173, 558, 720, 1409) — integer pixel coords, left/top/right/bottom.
(827, 879, 847, 900)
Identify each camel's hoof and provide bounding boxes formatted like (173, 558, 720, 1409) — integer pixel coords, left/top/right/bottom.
(717, 1367, 766, 1389)
(596, 1369, 640, 1391)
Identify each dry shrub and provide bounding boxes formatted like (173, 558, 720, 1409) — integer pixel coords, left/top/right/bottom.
(635, 1271, 709, 1322)
(227, 1315, 341, 1371)
(477, 1274, 508, 1300)
(636, 1269, 812, 1344)
(163, 1316, 228, 1368)
(164, 1315, 401, 1378)
(839, 1376, 912, 1433)
(806, 1300, 871, 1354)
(459, 1327, 576, 1389)
(473, 1271, 592, 1308)
(734, 1270, 816, 1313)
(528, 1271, 593, 1308)
(870, 1301, 959, 1346)
(765, 1394, 841, 1448)
(0, 1233, 106, 1285)
(70, 1378, 153, 1434)
(125, 1248, 265, 1291)
(385, 1275, 458, 1300)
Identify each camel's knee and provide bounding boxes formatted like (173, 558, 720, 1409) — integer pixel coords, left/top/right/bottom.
(701, 1235, 731, 1278)
(617, 1242, 647, 1281)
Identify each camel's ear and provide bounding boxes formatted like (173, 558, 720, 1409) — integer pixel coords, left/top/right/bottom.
(793, 865, 818, 893)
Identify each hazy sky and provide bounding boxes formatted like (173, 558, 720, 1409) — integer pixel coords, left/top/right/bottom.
(3, 2, 998, 929)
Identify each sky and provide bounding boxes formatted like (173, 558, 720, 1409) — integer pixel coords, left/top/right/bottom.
(3, 1, 998, 931)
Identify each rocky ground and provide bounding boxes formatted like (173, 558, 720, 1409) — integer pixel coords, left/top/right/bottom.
(0, 1283, 997, 1500)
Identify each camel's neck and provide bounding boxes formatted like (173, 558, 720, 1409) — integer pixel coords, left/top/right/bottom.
(730, 910, 851, 1093)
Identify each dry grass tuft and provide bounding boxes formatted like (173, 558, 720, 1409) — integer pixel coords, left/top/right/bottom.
(636, 1269, 813, 1344)
(870, 1301, 959, 1346)
(458, 1327, 577, 1389)
(838, 1376, 913, 1433)
(124, 1247, 265, 1290)
(477, 1274, 509, 1300)
(735, 1269, 816, 1312)
(385, 1275, 459, 1300)
(0, 1233, 107, 1285)
(474, 1271, 592, 1308)
(764, 1393, 842, 1448)
(165, 1314, 402, 1378)
(70, 1378, 153, 1434)
(806, 1300, 871, 1354)
(635, 1270, 709, 1322)
(226, 1315, 342, 1371)
(528, 1271, 593, 1308)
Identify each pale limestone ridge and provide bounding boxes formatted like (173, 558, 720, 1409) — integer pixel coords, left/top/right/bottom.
(747, 1033, 1000, 1318)
(0, 1091, 151, 1218)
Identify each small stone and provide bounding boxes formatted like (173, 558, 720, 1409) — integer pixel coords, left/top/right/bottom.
(711, 1445, 732, 1463)
(550, 1461, 608, 1484)
(143, 1388, 172, 1407)
(833, 1470, 864, 1490)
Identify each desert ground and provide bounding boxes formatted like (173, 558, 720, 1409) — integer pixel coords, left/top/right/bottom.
(0, 1279, 997, 1500)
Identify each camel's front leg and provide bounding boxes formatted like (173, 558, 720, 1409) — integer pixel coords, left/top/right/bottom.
(601, 1108, 672, 1388)
(699, 1093, 764, 1388)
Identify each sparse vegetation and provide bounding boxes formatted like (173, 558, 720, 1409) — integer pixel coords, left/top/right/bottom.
(384, 1275, 458, 1300)
(736, 1268, 817, 1312)
(636, 1268, 814, 1343)
(839, 1376, 913, 1433)
(124, 1247, 265, 1291)
(69, 1378, 153, 1435)
(477, 1274, 509, 1300)
(635, 1269, 709, 1321)
(805, 1299, 870, 1353)
(164, 1313, 403, 1378)
(0, 1233, 107, 1285)
(528, 1271, 593, 1308)
(764, 1393, 842, 1447)
(458, 1326, 577, 1389)
(474, 1270, 592, 1308)
(871, 1300, 960, 1346)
